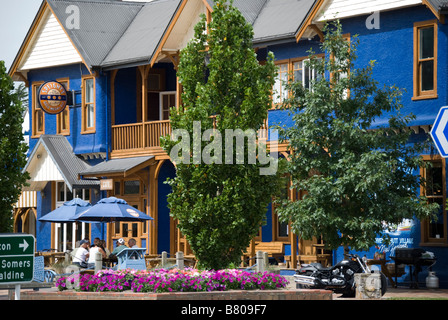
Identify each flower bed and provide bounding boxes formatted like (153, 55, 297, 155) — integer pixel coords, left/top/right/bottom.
(55, 268, 289, 293)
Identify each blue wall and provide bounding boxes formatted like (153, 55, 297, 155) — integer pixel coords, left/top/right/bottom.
(27, 63, 109, 157)
(264, 5, 448, 287)
(339, 6, 448, 127)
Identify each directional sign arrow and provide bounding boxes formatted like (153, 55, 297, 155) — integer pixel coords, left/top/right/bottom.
(19, 239, 29, 252)
(430, 106, 448, 158)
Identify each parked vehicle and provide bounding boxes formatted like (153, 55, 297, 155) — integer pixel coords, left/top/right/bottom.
(294, 254, 387, 297)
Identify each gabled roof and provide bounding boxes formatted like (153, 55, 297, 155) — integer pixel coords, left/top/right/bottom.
(205, 0, 323, 45)
(23, 135, 99, 191)
(10, 0, 323, 76)
(252, 0, 320, 45)
(46, 0, 144, 69)
(101, 0, 182, 69)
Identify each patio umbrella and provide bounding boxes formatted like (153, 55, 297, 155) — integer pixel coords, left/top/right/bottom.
(38, 198, 92, 222)
(74, 197, 153, 222)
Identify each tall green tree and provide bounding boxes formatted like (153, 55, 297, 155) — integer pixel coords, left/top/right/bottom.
(161, 1, 280, 269)
(0, 61, 30, 233)
(276, 21, 438, 251)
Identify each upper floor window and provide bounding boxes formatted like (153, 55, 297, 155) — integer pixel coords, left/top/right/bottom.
(56, 78, 70, 135)
(82, 76, 95, 133)
(413, 20, 438, 100)
(31, 81, 44, 137)
(273, 56, 323, 106)
(420, 156, 446, 246)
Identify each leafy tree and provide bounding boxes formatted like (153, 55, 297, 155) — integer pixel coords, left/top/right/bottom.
(0, 61, 30, 232)
(276, 21, 438, 251)
(161, 0, 280, 269)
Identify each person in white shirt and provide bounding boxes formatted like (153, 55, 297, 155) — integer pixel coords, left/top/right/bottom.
(73, 240, 89, 268)
(87, 238, 107, 268)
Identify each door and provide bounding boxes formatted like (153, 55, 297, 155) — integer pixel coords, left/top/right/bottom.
(160, 92, 176, 121)
(111, 202, 147, 249)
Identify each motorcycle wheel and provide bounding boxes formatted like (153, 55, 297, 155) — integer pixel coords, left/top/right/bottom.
(380, 272, 388, 296)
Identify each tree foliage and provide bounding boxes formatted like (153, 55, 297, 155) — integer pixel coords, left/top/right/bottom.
(161, 1, 281, 269)
(276, 21, 439, 251)
(0, 61, 30, 232)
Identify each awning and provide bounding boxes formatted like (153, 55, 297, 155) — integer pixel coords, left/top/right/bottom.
(22, 135, 100, 192)
(79, 156, 155, 178)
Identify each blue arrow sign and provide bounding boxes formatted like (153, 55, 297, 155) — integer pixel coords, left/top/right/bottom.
(430, 106, 448, 158)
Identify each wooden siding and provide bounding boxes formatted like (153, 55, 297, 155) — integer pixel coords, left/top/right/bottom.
(316, 0, 422, 21)
(13, 191, 37, 209)
(20, 9, 82, 71)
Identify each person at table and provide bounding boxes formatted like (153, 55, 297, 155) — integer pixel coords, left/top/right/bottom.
(100, 239, 111, 257)
(110, 238, 127, 258)
(128, 238, 139, 248)
(87, 238, 107, 268)
(72, 239, 89, 268)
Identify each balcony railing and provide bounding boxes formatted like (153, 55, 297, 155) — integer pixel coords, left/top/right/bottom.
(112, 120, 171, 152)
(111, 119, 268, 156)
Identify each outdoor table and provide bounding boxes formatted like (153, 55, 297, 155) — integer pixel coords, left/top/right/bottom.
(367, 259, 396, 287)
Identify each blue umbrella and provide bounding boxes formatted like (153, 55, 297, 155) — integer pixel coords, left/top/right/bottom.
(39, 198, 92, 222)
(74, 197, 153, 222)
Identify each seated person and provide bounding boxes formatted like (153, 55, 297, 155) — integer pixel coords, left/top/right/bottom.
(128, 238, 139, 248)
(72, 240, 89, 268)
(127, 238, 140, 259)
(87, 238, 107, 268)
(109, 238, 127, 260)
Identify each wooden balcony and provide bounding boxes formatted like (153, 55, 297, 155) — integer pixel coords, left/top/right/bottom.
(111, 120, 171, 159)
(111, 119, 270, 159)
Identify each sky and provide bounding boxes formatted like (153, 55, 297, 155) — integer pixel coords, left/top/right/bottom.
(0, 0, 43, 71)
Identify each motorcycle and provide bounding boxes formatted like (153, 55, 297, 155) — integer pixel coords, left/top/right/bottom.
(294, 254, 387, 297)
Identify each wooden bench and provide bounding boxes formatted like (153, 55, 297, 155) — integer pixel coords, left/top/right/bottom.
(285, 254, 332, 268)
(244, 242, 285, 264)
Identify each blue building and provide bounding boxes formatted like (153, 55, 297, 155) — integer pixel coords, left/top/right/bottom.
(8, 0, 448, 287)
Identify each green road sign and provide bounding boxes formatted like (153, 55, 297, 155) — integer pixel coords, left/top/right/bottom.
(0, 234, 35, 284)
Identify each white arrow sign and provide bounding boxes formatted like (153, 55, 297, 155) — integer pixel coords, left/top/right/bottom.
(430, 106, 448, 158)
(19, 239, 29, 252)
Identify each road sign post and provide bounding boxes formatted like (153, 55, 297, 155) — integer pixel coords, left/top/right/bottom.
(0, 234, 35, 286)
(430, 106, 448, 158)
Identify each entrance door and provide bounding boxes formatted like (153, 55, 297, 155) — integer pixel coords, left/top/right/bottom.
(111, 202, 148, 249)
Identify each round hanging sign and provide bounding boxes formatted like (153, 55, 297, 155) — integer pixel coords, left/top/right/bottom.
(38, 81, 68, 115)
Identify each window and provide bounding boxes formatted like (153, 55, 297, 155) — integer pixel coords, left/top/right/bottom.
(82, 76, 95, 133)
(32, 81, 44, 137)
(413, 20, 437, 100)
(293, 58, 322, 91)
(273, 61, 289, 105)
(273, 56, 323, 106)
(56, 78, 70, 135)
(421, 156, 447, 245)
